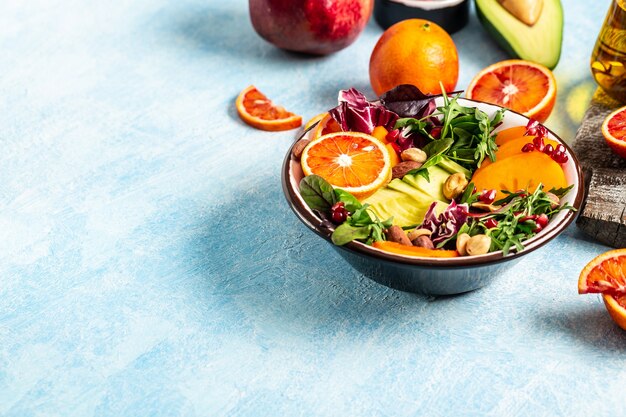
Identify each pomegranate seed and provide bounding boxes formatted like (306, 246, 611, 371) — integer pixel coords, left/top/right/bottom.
(543, 144, 554, 155)
(552, 151, 568, 164)
(532, 224, 543, 233)
(532, 137, 545, 152)
(536, 213, 549, 228)
(556, 144, 566, 153)
(521, 143, 535, 153)
(331, 208, 347, 224)
(386, 129, 400, 142)
(430, 126, 442, 139)
(331, 201, 345, 211)
(520, 215, 538, 223)
(479, 189, 497, 204)
(390, 142, 401, 155)
(485, 218, 498, 229)
(525, 119, 539, 136)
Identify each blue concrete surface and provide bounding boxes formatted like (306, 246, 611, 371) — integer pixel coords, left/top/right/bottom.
(1, 0, 625, 416)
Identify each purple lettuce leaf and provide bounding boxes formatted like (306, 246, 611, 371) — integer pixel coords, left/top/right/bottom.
(328, 88, 399, 135)
(420, 200, 469, 246)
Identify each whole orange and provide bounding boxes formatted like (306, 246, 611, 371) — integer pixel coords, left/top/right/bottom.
(369, 19, 459, 97)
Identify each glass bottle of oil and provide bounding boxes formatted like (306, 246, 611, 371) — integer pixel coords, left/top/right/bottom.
(591, 0, 626, 103)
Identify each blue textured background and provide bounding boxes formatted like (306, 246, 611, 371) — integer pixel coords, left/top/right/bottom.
(1, 0, 625, 416)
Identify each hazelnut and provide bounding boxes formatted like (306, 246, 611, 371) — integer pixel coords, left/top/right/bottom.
(443, 173, 469, 200)
(401, 147, 428, 163)
(292, 139, 310, 160)
(392, 161, 422, 179)
(407, 228, 432, 241)
(412, 235, 434, 249)
(456, 233, 471, 256)
(465, 234, 492, 256)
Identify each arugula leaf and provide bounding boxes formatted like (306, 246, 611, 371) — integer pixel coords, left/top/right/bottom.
(299, 175, 337, 212)
(548, 184, 574, 197)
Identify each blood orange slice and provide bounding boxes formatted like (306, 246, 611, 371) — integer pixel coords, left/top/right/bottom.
(311, 113, 342, 139)
(603, 294, 626, 331)
(300, 132, 391, 199)
(236, 85, 302, 131)
(578, 249, 626, 294)
(466, 60, 556, 123)
(601, 105, 626, 159)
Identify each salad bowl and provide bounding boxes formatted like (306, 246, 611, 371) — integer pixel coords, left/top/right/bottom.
(282, 97, 584, 295)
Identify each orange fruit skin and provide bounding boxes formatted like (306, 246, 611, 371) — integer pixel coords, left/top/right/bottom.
(466, 60, 556, 123)
(602, 105, 626, 159)
(603, 294, 626, 331)
(369, 19, 459, 96)
(578, 248, 626, 294)
(236, 85, 302, 131)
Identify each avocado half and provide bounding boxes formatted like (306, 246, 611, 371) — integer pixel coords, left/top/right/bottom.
(475, 0, 563, 69)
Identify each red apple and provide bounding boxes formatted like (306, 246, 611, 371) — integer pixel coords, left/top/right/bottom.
(249, 0, 373, 55)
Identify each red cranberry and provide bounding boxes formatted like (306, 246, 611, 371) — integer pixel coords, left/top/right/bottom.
(485, 218, 498, 229)
(521, 143, 535, 153)
(331, 201, 345, 211)
(386, 129, 400, 142)
(479, 189, 497, 204)
(543, 144, 554, 155)
(532, 224, 543, 233)
(536, 213, 549, 228)
(430, 126, 442, 139)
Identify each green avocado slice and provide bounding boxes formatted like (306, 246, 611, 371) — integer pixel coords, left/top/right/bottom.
(475, 0, 563, 69)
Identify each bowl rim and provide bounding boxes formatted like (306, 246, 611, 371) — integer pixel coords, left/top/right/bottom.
(281, 97, 585, 268)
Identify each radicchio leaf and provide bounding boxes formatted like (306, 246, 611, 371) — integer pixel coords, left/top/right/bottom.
(380, 84, 462, 119)
(328, 88, 398, 134)
(420, 200, 469, 246)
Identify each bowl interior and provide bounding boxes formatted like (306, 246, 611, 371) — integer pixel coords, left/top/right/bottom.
(284, 97, 584, 267)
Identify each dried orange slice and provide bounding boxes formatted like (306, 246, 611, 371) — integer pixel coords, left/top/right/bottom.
(578, 249, 626, 294)
(236, 85, 302, 131)
(466, 60, 556, 123)
(310, 113, 342, 139)
(300, 132, 391, 200)
(603, 294, 626, 331)
(601, 105, 626, 159)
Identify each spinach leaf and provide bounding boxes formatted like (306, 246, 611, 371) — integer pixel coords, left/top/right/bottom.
(334, 189, 362, 213)
(299, 175, 337, 212)
(332, 223, 372, 246)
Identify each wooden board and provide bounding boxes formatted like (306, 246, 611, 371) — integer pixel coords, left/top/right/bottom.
(573, 89, 626, 247)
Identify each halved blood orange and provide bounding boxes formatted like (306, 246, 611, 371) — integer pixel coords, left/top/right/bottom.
(601, 105, 626, 159)
(603, 294, 626, 331)
(311, 113, 342, 139)
(300, 132, 391, 200)
(578, 249, 626, 294)
(466, 60, 557, 123)
(236, 85, 302, 131)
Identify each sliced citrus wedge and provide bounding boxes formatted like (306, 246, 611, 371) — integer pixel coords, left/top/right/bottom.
(236, 85, 302, 131)
(601, 105, 626, 159)
(603, 294, 626, 331)
(466, 59, 556, 123)
(311, 113, 342, 140)
(578, 249, 626, 294)
(300, 132, 391, 200)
